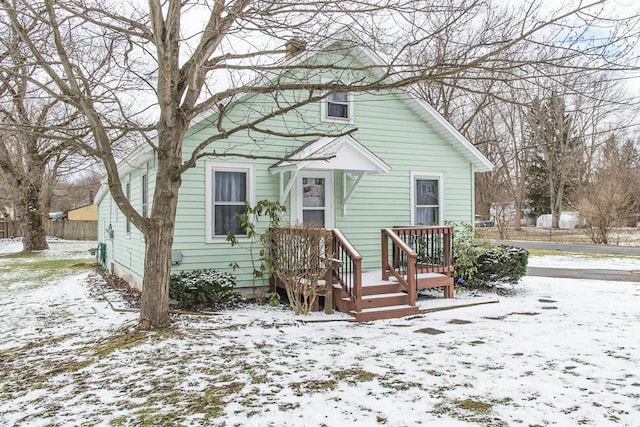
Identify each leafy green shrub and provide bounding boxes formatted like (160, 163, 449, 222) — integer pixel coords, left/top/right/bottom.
(449, 222, 528, 288)
(473, 245, 529, 286)
(169, 269, 242, 310)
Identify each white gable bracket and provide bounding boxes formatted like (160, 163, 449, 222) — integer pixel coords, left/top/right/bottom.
(279, 170, 300, 204)
(343, 171, 365, 216)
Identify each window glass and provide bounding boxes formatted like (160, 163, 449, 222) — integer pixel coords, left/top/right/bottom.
(125, 178, 131, 234)
(326, 92, 349, 119)
(415, 178, 439, 225)
(303, 210, 325, 227)
(141, 173, 148, 218)
(302, 178, 325, 207)
(213, 170, 247, 236)
(416, 179, 438, 205)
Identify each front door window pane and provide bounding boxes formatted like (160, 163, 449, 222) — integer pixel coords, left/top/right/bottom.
(303, 178, 325, 207)
(303, 210, 325, 227)
(302, 177, 326, 227)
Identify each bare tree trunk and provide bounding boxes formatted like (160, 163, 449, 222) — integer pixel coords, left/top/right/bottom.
(138, 126, 183, 329)
(20, 179, 48, 251)
(513, 199, 523, 230)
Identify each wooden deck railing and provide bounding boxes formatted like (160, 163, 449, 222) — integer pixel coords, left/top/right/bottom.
(381, 228, 417, 305)
(390, 226, 454, 275)
(331, 229, 363, 312)
(382, 226, 454, 305)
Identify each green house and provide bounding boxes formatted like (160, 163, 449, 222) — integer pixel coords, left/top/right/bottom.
(95, 39, 492, 320)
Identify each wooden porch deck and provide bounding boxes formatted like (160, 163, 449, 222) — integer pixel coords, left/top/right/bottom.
(271, 226, 455, 322)
(272, 227, 454, 322)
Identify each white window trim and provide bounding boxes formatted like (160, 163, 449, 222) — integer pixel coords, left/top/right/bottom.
(320, 91, 355, 124)
(410, 171, 444, 226)
(205, 161, 255, 243)
(124, 174, 131, 238)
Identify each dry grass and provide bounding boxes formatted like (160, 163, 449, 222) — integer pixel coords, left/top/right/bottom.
(476, 226, 640, 245)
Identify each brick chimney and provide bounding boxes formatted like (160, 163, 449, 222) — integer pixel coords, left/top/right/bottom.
(285, 34, 307, 60)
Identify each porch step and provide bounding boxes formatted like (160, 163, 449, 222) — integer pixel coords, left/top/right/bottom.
(361, 283, 402, 296)
(350, 304, 419, 322)
(357, 292, 410, 309)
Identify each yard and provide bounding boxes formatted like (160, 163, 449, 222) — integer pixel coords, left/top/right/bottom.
(1, 239, 639, 426)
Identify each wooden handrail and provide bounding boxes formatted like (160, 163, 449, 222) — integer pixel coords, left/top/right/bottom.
(331, 229, 363, 312)
(381, 228, 417, 306)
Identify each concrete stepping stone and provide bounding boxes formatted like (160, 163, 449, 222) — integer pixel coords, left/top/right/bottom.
(414, 327, 445, 335)
(448, 319, 472, 325)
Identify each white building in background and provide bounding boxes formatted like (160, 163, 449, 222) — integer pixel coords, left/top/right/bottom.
(536, 211, 579, 229)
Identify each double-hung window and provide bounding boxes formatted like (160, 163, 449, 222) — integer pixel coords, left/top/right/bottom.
(206, 162, 254, 241)
(322, 91, 354, 123)
(412, 173, 442, 226)
(124, 174, 131, 236)
(141, 170, 149, 219)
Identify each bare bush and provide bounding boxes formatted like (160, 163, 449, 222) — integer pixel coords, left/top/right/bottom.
(268, 225, 333, 315)
(578, 138, 638, 244)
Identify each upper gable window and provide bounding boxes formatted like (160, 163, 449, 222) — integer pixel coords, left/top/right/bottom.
(322, 92, 354, 123)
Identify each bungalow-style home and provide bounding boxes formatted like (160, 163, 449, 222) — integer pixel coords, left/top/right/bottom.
(95, 37, 492, 321)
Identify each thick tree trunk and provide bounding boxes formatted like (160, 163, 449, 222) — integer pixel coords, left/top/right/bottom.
(21, 180, 49, 252)
(138, 125, 184, 329)
(513, 199, 522, 230)
(139, 222, 176, 329)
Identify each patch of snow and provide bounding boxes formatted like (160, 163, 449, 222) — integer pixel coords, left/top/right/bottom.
(529, 254, 640, 270)
(1, 243, 639, 426)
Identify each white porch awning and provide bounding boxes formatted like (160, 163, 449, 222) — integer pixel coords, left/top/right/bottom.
(269, 135, 391, 213)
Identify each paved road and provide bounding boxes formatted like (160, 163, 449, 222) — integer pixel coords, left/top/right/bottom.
(489, 240, 640, 282)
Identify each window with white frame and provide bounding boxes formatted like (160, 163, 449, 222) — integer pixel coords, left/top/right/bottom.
(206, 162, 254, 240)
(124, 174, 131, 236)
(322, 92, 354, 123)
(141, 170, 149, 219)
(413, 175, 441, 225)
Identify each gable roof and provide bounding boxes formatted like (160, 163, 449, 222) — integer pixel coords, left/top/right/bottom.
(192, 37, 492, 172)
(269, 134, 390, 174)
(346, 43, 493, 172)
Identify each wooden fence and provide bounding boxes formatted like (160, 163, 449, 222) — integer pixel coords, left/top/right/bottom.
(0, 219, 97, 241)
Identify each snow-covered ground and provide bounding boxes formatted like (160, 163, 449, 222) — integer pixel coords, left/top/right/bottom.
(1, 239, 639, 426)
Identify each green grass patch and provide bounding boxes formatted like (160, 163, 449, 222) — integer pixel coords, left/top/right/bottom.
(0, 257, 95, 287)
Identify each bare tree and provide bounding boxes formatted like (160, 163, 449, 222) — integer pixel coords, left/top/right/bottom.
(0, 0, 637, 328)
(579, 136, 639, 243)
(0, 17, 88, 251)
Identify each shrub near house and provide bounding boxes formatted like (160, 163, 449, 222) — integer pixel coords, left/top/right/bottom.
(452, 223, 528, 288)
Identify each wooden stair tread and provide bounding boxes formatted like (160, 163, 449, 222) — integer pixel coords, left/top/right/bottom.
(353, 304, 416, 313)
(389, 272, 447, 280)
(361, 292, 406, 299)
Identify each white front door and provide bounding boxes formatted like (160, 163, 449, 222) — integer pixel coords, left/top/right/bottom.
(295, 170, 334, 228)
